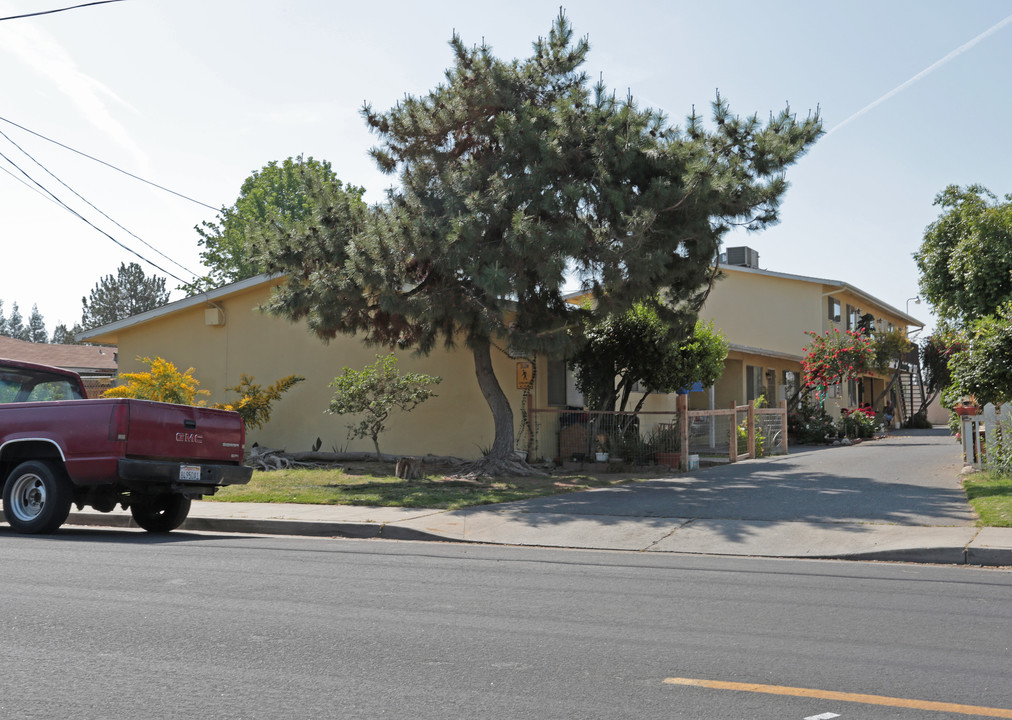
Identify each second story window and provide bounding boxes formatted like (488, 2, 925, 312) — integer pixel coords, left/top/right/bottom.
(828, 297, 841, 323)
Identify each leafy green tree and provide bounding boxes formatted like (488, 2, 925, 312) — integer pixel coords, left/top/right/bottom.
(192, 155, 367, 291)
(915, 185, 1012, 413)
(6, 302, 28, 340)
(570, 302, 727, 412)
(81, 262, 169, 330)
(947, 302, 1012, 407)
(254, 13, 820, 474)
(915, 185, 1012, 325)
(27, 304, 48, 343)
(328, 354, 441, 461)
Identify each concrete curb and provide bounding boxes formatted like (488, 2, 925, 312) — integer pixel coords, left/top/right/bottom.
(59, 511, 1012, 567)
(62, 511, 457, 543)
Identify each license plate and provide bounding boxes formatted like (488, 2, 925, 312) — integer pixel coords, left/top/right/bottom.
(179, 465, 201, 481)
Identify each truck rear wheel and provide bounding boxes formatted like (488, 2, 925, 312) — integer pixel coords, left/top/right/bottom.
(130, 493, 191, 533)
(2, 461, 73, 534)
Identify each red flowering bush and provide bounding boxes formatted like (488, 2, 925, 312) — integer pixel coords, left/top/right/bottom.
(801, 328, 874, 389)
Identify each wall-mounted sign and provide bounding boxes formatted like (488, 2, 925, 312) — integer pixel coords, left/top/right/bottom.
(516, 361, 534, 389)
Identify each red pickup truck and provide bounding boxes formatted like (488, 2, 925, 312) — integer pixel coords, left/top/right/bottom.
(0, 358, 252, 534)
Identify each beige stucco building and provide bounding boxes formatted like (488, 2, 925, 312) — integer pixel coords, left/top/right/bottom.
(80, 275, 536, 460)
(80, 250, 923, 460)
(698, 258, 922, 418)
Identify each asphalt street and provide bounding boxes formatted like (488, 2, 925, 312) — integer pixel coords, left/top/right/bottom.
(1, 532, 1009, 719)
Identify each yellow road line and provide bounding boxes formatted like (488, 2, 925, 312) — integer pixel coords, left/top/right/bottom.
(663, 677, 1012, 718)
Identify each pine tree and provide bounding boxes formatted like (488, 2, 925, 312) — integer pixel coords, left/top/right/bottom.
(7, 302, 28, 341)
(81, 262, 169, 330)
(51, 324, 81, 344)
(27, 304, 48, 343)
(254, 12, 821, 474)
(0, 300, 7, 337)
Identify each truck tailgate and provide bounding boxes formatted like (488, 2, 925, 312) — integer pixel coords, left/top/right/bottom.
(124, 400, 245, 463)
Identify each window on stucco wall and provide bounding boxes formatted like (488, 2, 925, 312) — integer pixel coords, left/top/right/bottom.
(828, 297, 841, 323)
(746, 365, 764, 403)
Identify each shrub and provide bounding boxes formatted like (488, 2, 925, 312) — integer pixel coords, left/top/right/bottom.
(788, 398, 838, 444)
(839, 408, 877, 439)
(212, 374, 305, 430)
(102, 356, 209, 405)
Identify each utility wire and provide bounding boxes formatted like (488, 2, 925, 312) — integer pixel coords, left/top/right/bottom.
(0, 148, 191, 286)
(0, 0, 125, 23)
(0, 115, 219, 211)
(0, 127, 200, 278)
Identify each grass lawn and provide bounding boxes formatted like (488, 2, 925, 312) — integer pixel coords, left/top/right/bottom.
(963, 472, 1012, 527)
(210, 462, 651, 510)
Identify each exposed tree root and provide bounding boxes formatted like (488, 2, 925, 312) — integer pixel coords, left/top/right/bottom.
(452, 454, 549, 479)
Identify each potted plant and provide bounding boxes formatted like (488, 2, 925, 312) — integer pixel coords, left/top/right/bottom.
(954, 397, 980, 417)
(595, 435, 610, 463)
(652, 424, 680, 469)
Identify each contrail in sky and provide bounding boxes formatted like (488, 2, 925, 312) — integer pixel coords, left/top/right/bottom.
(826, 12, 1012, 137)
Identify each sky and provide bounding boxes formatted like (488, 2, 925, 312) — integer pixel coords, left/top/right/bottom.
(2, 0, 1011, 336)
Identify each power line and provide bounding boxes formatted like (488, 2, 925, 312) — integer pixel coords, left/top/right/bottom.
(0, 0, 126, 23)
(0, 148, 192, 286)
(0, 127, 200, 278)
(0, 115, 219, 211)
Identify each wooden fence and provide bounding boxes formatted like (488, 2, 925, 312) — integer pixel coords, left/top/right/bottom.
(528, 397, 788, 472)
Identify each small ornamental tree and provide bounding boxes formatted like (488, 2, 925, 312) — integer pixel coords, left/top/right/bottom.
(800, 329, 873, 390)
(102, 357, 209, 405)
(571, 303, 727, 413)
(328, 354, 441, 461)
(212, 374, 305, 430)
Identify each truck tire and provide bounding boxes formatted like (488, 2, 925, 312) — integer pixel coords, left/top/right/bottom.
(2, 460, 73, 534)
(130, 493, 191, 533)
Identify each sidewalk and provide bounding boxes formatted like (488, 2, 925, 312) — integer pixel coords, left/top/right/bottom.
(62, 498, 1012, 567)
(56, 428, 1012, 567)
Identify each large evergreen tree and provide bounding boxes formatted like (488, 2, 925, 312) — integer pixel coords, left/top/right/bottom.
(51, 323, 82, 344)
(192, 155, 367, 292)
(6, 302, 28, 341)
(26, 304, 48, 343)
(81, 262, 169, 330)
(254, 13, 821, 474)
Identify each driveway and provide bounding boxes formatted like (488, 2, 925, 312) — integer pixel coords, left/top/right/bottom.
(507, 428, 974, 527)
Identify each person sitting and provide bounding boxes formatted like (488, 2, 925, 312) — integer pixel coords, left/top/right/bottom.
(883, 402, 895, 425)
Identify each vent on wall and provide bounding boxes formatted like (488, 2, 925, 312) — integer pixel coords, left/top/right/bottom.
(725, 246, 760, 269)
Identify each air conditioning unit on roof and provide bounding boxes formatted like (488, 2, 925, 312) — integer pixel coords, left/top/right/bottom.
(725, 246, 760, 269)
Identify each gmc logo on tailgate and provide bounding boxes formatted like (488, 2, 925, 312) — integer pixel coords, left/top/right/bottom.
(175, 432, 204, 444)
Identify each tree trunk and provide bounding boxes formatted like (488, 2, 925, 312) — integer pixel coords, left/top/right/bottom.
(474, 339, 514, 458)
(460, 339, 544, 477)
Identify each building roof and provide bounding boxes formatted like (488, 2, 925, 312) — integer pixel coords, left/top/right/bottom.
(564, 263, 925, 328)
(80, 261, 925, 344)
(0, 336, 117, 374)
(77, 273, 280, 344)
